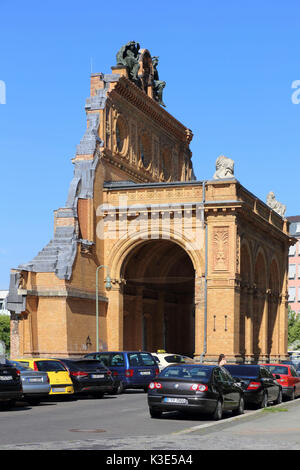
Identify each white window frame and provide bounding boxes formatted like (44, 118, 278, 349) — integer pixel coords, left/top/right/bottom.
(289, 286, 296, 302)
(289, 264, 296, 279)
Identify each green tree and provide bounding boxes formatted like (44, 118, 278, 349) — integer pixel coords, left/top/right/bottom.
(288, 306, 300, 347)
(0, 314, 10, 354)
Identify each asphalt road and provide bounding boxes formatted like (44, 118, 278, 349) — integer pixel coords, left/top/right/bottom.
(1, 391, 300, 450)
(0, 390, 217, 445)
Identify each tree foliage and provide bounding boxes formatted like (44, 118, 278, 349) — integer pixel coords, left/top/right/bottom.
(0, 315, 10, 353)
(288, 306, 300, 348)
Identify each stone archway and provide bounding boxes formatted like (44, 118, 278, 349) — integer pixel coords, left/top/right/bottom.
(121, 239, 195, 356)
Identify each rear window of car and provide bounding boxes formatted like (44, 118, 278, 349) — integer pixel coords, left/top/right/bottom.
(224, 365, 259, 379)
(94, 353, 125, 367)
(66, 361, 106, 371)
(18, 361, 30, 367)
(7, 360, 31, 371)
(265, 365, 289, 375)
(35, 361, 67, 372)
(0, 365, 18, 375)
(160, 365, 212, 380)
(128, 353, 156, 366)
(164, 355, 186, 364)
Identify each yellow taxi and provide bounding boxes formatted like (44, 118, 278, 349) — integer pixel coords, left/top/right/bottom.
(15, 358, 74, 396)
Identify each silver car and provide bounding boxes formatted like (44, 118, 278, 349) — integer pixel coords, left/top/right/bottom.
(7, 360, 51, 405)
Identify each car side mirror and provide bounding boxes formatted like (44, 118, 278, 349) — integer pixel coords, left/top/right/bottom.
(273, 374, 280, 379)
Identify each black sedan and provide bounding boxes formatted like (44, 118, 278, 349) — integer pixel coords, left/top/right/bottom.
(0, 363, 23, 409)
(223, 364, 282, 408)
(147, 364, 244, 420)
(57, 359, 117, 398)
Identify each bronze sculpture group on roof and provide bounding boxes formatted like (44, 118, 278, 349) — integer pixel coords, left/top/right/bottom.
(116, 41, 166, 107)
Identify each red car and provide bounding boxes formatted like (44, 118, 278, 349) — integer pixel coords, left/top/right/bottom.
(262, 363, 300, 400)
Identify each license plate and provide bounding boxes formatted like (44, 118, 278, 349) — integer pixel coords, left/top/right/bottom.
(163, 397, 188, 404)
(140, 371, 151, 375)
(28, 377, 43, 383)
(91, 374, 104, 379)
(0, 376, 12, 381)
(52, 387, 65, 393)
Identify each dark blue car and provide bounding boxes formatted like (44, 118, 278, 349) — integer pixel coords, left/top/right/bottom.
(84, 351, 159, 393)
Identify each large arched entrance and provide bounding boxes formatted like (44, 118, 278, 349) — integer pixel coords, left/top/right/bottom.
(121, 240, 195, 357)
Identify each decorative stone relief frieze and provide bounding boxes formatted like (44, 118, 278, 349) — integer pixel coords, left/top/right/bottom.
(213, 226, 230, 271)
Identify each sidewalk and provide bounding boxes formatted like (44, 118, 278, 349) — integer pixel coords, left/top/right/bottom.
(170, 398, 300, 450)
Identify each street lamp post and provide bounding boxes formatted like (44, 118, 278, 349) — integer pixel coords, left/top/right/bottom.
(96, 265, 112, 351)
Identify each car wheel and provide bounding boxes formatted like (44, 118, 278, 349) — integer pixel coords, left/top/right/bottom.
(232, 396, 244, 416)
(112, 382, 124, 395)
(275, 389, 282, 405)
(149, 408, 162, 419)
(91, 392, 104, 399)
(27, 397, 41, 406)
(212, 399, 223, 420)
(259, 392, 268, 409)
(0, 400, 16, 410)
(289, 389, 295, 401)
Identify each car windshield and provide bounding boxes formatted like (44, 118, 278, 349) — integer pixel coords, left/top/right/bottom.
(224, 365, 259, 379)
(6, 360, 31, 371)
(264, 365, 289, 375)
(35, 361, 67, 372)
(159, 365, 212, 381)
(128, 353, 156, 366)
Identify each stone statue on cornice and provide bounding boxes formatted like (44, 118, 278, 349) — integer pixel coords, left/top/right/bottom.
(116, 41, 141, 83)
(152, 56, 166, 107)
(266, 191, 286, 217)
(213, 155, 235, 179)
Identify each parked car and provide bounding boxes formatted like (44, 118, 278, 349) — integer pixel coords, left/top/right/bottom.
(150, 352, 195, 372)
(147, 363, 244, 420)
(223, 364, 282, 408)
(15, 358, 74, 396)
(279, 360, 300, 375)
(56, 358, 117, 398)
(84, 351, 159, 393)
(287, 353, 300, 365)
(0, 362, 23, 409)
(6, 360, 50, 405)
(261, 363, 300, 400)
(288, 350, 300, 357)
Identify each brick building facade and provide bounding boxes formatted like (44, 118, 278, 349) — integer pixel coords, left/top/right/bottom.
(287, 216, 300, 314)
(7, 45, 294, 363)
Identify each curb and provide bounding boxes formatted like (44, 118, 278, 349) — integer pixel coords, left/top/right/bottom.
(172, 397, 300, 436)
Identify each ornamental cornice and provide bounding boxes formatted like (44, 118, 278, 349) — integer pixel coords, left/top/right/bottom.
(108, 77, 190, 143)
(101, 149, 156, 183)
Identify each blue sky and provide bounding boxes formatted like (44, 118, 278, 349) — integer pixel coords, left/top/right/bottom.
(0, 0, 299, 287)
